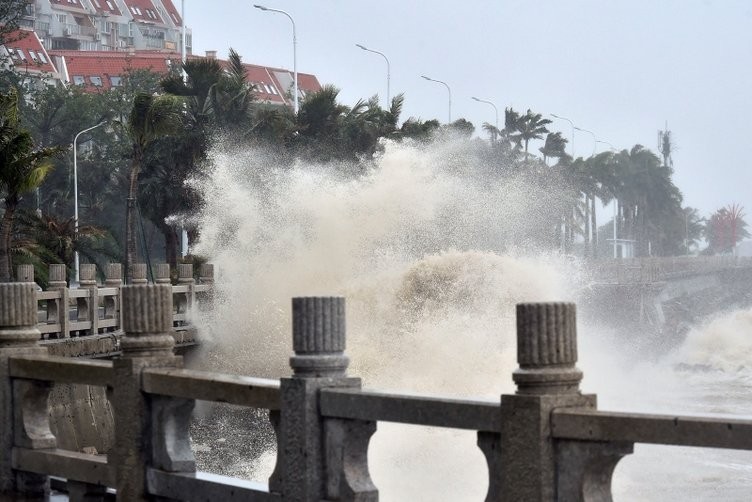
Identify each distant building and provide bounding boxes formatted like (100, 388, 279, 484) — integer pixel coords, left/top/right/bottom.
(18, 0, 190, 53)
(0, 29, 61, 88)
(47, 49, 322, 108)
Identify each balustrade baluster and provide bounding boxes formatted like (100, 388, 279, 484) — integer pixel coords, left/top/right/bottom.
(112, 283, 187, 500)
(48, 264, 69, 339)
(0, 282, 53, 496)
(274, 297, 377, 501)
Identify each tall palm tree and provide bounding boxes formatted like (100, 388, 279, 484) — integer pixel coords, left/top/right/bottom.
(512, 109, 552, 160)
(0, 88, 60, 282)
(123, 92, 184, 281)
(539, 132, 568, 164)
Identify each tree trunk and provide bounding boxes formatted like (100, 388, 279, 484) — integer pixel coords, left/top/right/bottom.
(591, 195, 598, 258)
(162, 223, 179, 268)
(124, 153, 141, 283)
(0, 200, 16, 282)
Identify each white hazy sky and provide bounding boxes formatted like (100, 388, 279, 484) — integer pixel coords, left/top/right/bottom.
(187, 0, 752, 218)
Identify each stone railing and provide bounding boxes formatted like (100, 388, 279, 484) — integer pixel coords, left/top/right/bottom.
(14, 262, 213, 344)
(1, 285, 751, 500)
(594, 255, 752, 285)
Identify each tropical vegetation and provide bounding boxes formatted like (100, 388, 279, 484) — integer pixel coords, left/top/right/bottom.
(0, 43, 733, 283)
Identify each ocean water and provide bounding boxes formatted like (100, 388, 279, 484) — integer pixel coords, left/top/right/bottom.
(189, 139, 752, 501)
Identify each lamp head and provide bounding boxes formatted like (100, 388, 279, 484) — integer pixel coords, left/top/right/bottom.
(355, 43, 367, 50)
(254, 4, 268, 11)
(421, 75, 431, 81)
(472, 97, 480, 101)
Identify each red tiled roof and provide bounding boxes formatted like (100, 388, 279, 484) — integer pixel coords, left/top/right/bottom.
(122, 0, 163, 24)
(48, 49, 322, 101)
(88, 0, 122, 16)
(158, 0, 182, 27)
(4, 29, 57, 74)
(51, 49, 178, 90)
(49, 0, 88, 12)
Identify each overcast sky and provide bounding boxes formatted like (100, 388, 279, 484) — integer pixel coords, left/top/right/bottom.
(187, 0, 752, 218)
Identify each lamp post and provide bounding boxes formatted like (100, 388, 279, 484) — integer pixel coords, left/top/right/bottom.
(421, 75, 451, 123)
(574, 126, 596, 156)
(550, 113, 575, 158)
(356, 43, 390, 107)
(471, 96, 498, 130)
(595, 139, 616, 152)
(73, 121, 106, 285)
(254, 4, 298, 114)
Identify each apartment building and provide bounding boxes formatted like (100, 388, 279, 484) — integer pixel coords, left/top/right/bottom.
(18, 0, 191, 53)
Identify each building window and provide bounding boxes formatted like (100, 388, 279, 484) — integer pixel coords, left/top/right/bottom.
(27, 51, 38, 62)
(106, 0, 115, 10)
(109, 75, 121, 86)
(90, 76, 102, 86)
(37, 52, 47, 64)
(72, 75, 85, 85)
(92, 0, 101, 7)
(57, 14, 67, 23)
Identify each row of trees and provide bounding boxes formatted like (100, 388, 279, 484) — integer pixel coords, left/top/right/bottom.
(0, 41, 745, 283)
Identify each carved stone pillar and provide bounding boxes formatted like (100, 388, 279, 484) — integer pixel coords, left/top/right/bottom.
(274, 297, 377, 502)
(130, 263, 148, 285)
(112, 284, 182, 500)
(104, 263, 122, 332)
(78, 263, 98, 336)
(15, 265, 33, 283)
(48, 264, 69, 338)
(498, 303, 595, 502)
(0, 282, 52, 496)
(155, 264, 171, 285)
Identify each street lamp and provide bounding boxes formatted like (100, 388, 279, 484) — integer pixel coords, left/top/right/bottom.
(574, 126, 596, 156)
(254, 4, 298, 114)
(550, 113, 575, 158)
(421, 75, 451, 123)
(73, 121, 106, 285)
(595, 139, 617, 152)
(356, 43, 390, 106)
(471, 96, 498, 130)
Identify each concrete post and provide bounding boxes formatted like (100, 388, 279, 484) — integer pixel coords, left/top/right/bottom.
(48, 264, 70, 338)
(112, 284, 181, 500)
(15, 265, 33, 283)
(0, 282, 52, 496)
(498, 303, 594, 501)
(176, 264, 194, 318)
(155, 264, 171, 285)
(131, 263, 148, 285)
(198, 263, 214, 284)
(104, 263, 122, 331)
(79, 263, 98, 336)
(274, 297, 377, 502)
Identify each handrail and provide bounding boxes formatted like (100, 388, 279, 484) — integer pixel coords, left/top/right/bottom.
(552, 408, 752, 450)
(142, 368, 280, 409)
(320, 387, 501, 432)
(9, 355, 113, 387)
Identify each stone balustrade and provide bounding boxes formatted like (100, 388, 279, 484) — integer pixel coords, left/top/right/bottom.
(2, 284, 752, 500)
(14, 263, 213, 350)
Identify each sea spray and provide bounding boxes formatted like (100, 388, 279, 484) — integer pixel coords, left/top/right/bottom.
(189, 138, 582, 499)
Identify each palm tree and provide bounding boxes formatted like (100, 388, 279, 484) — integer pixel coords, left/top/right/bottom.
(13, 211, 117, 283)
(123, 92, 184, 281)
(512, 109, 552, 160)
(539, 132, 568, 164)
(0, 88, 60, 281)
